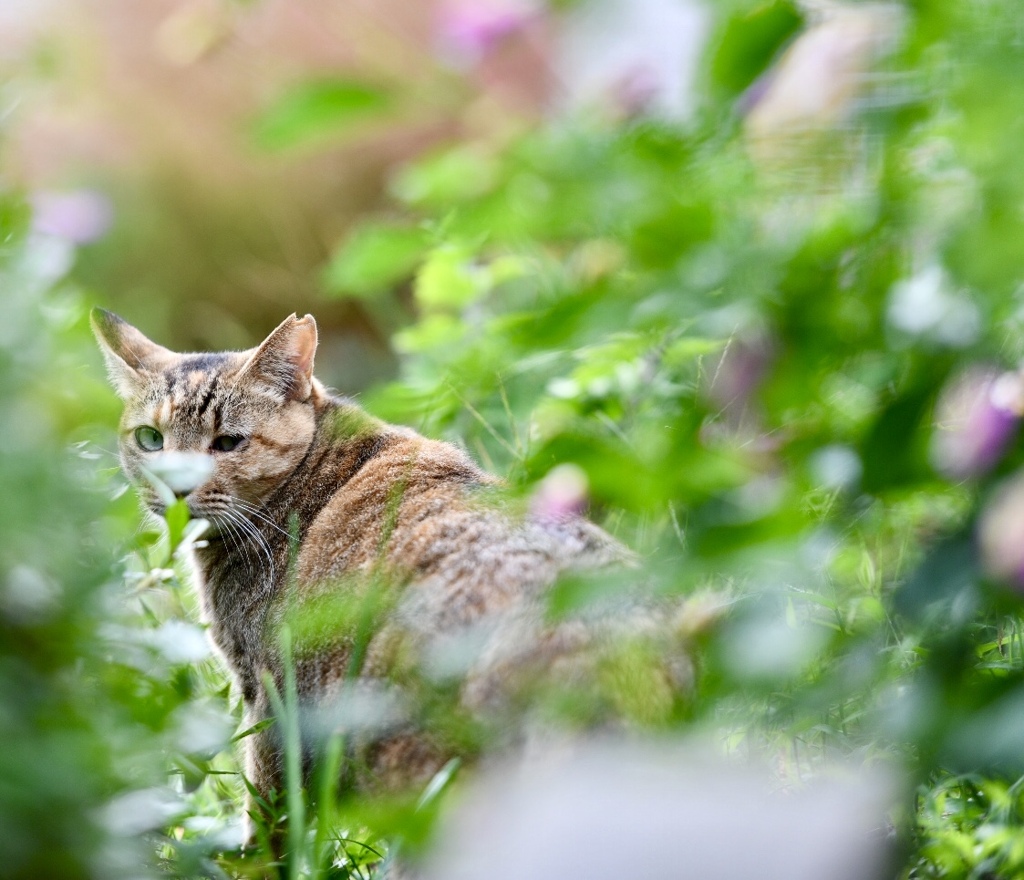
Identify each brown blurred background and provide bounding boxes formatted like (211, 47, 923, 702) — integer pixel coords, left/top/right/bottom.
(0, 0, 554, 389)
(0, 0, 707, 390)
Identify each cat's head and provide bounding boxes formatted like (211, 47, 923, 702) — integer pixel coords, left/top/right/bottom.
(92, 309, 321, 524)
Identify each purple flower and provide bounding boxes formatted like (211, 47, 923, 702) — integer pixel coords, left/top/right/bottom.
(30, 189, 113, 245)
(931, 367, 1022, 480)
(979, 473, 1024, 590)
(607, 63, 664, 119)
(531, 464, 589, 522)
(436, 0, 537, 65)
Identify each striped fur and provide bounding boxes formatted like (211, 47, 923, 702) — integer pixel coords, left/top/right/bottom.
(92, 310, 632, 811)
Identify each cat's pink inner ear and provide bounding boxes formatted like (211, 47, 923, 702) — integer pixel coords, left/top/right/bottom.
(243, 314, 318, 401)
(292, 315, 317, 380)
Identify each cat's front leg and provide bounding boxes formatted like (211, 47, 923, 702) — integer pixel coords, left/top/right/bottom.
(241, 703, 285, 849)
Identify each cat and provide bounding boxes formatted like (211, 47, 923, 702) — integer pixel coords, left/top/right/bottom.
(91, 309, 643, 824)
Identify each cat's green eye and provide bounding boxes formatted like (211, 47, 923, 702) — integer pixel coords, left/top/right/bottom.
(134, 426, 163, 452)
(212, 435, 245, 453)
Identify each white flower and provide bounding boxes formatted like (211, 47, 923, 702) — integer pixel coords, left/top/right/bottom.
(887, 264, 981, 347)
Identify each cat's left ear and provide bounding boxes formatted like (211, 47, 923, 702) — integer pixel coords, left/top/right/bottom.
(240, 314, 317, 401)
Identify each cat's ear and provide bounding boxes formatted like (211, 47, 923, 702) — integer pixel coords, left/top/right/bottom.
(90, 308, 176, 399)
(239, 314, 318, 401)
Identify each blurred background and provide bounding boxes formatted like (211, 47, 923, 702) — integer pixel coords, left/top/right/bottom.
(0, 0, 706, 389)
(7, 0, 1024, 878)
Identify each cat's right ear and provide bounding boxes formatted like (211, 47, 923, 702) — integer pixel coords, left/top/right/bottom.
(238, 313, 318, 402)
(90, 308, 175, 399)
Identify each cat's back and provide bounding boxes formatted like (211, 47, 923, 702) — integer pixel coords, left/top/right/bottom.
(295, 397, 627, 632)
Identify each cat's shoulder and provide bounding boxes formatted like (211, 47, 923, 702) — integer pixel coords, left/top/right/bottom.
(313, 395, 494, 491)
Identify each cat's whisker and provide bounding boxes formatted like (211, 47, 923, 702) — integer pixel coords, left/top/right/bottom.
(234, 495, 288, 528)
(231, 498, 291, 539)
(218, 513, 259, 581)
(229, 500, 285, 567)
(224, 507, 275, 581)
(216, 510, 250, 565)
(207, 507, 247, 556)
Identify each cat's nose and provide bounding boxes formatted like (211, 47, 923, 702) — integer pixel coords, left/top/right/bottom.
(144, 451, 215, 500)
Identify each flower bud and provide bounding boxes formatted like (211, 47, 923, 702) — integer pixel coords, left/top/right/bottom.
(979, 472, 1024, 589)
(931, 367, 1022, 480)
(531, 464, 589, 522)
(436, 0, 537, 66)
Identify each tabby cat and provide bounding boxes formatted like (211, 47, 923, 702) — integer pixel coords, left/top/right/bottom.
(92, 309, 635, 817)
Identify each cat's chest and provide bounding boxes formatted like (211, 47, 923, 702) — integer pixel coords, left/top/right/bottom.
(191, 542, 283, 688)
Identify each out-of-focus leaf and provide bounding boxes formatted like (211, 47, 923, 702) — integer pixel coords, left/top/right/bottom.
(392, 147, 499, 208)
(663, 336, 725, 365)
(942, 685, 1024, 773)
(630, 200, 715, 270)
(486, 254, 528, 288)
(859, 382, 939, 493)
(414, 244, 481, 310)
(527, 432, 662, 513)
(394, 314, 467, 355)
(324, 223, 430, 298)
(894, 535, 979, 624)
(0, 199, 31, 251)
(251, 79, 393, 151)
(708, 1, 804, 98)
(165, 499, 191, 554)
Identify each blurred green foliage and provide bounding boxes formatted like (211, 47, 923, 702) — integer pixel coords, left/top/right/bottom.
(0, 195, 239, 878)
(252, 79, 395, 152)
(322, 1, 1024, 876)
(708, 0, 803, 97)
(9, 0, 1024, 877)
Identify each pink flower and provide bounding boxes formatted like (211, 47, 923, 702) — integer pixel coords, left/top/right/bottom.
(30, 189, 113, 244)
(979, 473, 1024, 589)
(607, 63, 664, 119)
(531, 464, 589, 522)
(436, 0, 537, 65)
(931, 367, 1022, 480)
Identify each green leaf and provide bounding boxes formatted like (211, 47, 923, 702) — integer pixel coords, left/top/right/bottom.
(858, 381, 939, 493)
(324, 223, 429, 298)
(414, 244, 481, 310)
(894, 536, 978, 623)
(231, 717, 277, 743)
(393, 313, 466, 354)
(0, 198, 30, 255)
(709, 1, 804, 98)
(165, 499, 191, 554)
(663, 336, 726, 364)
(391, 146, 498, 207)
(251, 78, 393, 151)
(485, 254, 528, 287)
